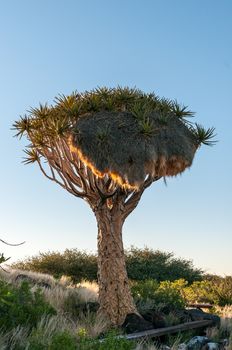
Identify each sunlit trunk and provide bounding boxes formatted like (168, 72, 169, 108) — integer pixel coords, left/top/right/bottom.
(94, 204, 137, 325)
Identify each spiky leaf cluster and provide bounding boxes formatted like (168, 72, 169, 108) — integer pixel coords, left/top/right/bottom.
(190, 124, 217, 146)
(13, 87, 216, 164)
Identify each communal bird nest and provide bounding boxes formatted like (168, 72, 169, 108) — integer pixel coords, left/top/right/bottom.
(70, 110, 197, 188)
(14, 87, 216, 191)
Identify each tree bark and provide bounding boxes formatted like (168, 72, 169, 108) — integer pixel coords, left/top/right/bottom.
(94, 202, 137, 326)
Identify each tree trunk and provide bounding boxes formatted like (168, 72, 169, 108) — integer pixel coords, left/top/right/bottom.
(94, 203, 137, 326)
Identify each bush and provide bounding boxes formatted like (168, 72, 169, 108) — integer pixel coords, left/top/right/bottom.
(126, 247, 203, 283)
(0, 280, 56, 331)
(12, 249, 98, 282)
(12, 247, 203, 283)
(27, 330, 77, 350)
(184, 276, 232, 306)
(131, 279, 186, 312)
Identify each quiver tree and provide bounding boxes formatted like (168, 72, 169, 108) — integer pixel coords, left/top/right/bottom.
(14, 87, 215, 325)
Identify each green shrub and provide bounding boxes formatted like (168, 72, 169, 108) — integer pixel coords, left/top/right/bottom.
(78, 331, 134, 350)
(156, 280, 186, 310)
(131, 279, 160, 300)
(49, 331, 77, 350)
(131, 279, 186, 312)
(184, 276, 232, 306)
(12, 249, 98, 282)
(208, 276, 232, 306)
(0, 280, 56, 331)
(12, 247, 203, 283)
(126, 247, 203, 283)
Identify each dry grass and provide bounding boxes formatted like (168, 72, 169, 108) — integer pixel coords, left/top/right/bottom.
(0, 268, 99, 311)
(205, 306, 232, 350)
(215, 305, 232, 319)
(0, 326, 30, 350)
(76, 280, 99, 302)
(0, 268, 231, 349)
(0, 267, 57, 287)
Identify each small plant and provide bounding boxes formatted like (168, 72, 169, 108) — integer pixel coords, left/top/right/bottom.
(158, 114, 169, 125)
(96, 127, 109, 145)
(170, 100, 195, 119)
(49, 331, 77, 350)
(0, 252, 10, 265)
(190, 123, 217, 146)
(139, 117, 156, 136)
(0, 280, 56, 331)
(78, 331, 135, 350)
(131, 100, 153, 121)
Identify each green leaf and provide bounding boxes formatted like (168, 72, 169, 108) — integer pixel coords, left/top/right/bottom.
(22, 148, 40, 164)
(171, 100, 195, 118)
(191, 124, 217, 146)
(12, 116, 32, 138)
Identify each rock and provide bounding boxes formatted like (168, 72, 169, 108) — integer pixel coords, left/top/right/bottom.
(219, 339, 229, 348)
(122, 313, 154, 334)
(15, 274, 34, 283)
(205, 342, 219, 350)
(141, 310, 166, 328)
(178, 343, 187, 350)
(186, 336, 210, 350)
(15, 274, 52, 289)
(186, 309, 220, 327)
(161, 346, 171, 350)
(175, 309, 193, 323)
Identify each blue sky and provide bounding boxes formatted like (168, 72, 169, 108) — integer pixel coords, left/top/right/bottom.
(0, 0, 231, 275)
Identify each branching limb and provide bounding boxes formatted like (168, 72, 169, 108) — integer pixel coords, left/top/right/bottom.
(122, 175, 161, 220)
(0, 239, 25, 246)
(36, 158, 89, 199)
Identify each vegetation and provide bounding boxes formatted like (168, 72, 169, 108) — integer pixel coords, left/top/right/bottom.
(14, 87, 215, 325)
(0, 262, 231, 349)
(0, 280, 56, 331)
(131, 279, 186, 314)
(12, 247, 203, 283)
(183, 276, 232, 307)
(126, 247, 203, 283)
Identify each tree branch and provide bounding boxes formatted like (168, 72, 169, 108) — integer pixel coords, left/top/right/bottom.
(36, 158, 88, 199)
(122, 175, 161, 220)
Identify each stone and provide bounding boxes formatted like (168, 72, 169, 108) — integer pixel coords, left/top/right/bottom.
(15, 274, 52, 289)
(178, 343, 187, 350)
(205, 342, 219, 350)
(15, 273, 34, 283)
(219, 339, 229, 348)
(186, 336, 210, 350)
(161, 346, 171, 350)
(141, 309, 166, 328)
(186, 309, 220, 327)
(122, 313, 154, 334)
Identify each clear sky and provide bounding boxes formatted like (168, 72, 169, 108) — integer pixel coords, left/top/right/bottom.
(0, 0, 231, 275)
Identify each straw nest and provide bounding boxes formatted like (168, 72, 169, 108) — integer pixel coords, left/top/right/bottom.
(71, 110, 198, 187)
